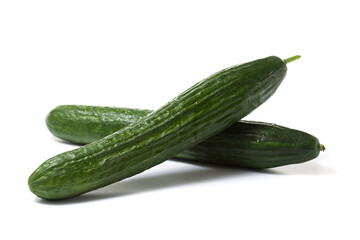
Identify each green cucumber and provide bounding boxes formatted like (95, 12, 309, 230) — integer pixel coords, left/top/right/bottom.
(46, 105, 153, 144)
(46, 105, 324, 169)
(29, 55, 291, 200)
(176, 120, 324, 169)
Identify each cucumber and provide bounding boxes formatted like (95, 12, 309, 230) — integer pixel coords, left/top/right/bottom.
(176, 120, 325, 169)
(29, 55, 292, 200)
(46, 105, 152, 144)
(45, 105, 152, 144)
(47, 105, 324, 169)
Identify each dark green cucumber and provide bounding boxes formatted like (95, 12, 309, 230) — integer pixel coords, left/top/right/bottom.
(46, 105, 152, 144)
(176, 121, 325, 169)
(29, 56, 290, 200)
(46, 105, 324, 169)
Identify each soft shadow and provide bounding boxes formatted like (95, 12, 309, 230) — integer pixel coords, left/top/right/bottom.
(270, 162, 336, 175)
(35, 165, 266, 205)
(171, 158, 280, 175)
(51, 136, 85, 147)
(34, 158, 333, 205)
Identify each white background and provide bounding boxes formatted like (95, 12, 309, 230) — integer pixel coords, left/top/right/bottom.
(1, 1, 359, 239)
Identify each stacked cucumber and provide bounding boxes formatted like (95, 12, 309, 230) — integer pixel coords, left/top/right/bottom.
(28, 55, 324, 200)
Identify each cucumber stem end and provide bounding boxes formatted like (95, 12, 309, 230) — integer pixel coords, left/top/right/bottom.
(319, 144, 326, 151)
(284, 55, 301, 64)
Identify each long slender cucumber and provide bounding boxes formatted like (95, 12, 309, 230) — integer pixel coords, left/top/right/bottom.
(46, 105, 324, 169)
(29, 56, 291, 200)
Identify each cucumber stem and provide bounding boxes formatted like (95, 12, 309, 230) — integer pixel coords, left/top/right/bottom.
(283, 55, 301, 64)
(320, 144, 326, 151)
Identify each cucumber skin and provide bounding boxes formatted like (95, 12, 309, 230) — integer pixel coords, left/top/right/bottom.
(46, 105, 152, 144)
(176, 121, 322, 169)
(47, 106, 322, 169)
(29, 56, 287, 200)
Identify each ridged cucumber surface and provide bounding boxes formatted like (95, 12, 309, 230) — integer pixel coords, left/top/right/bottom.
(46, 105, 152, 144)
(29, 56, 289, 200)
(176, 120, 324, 168)
(47, 105, 324, 169)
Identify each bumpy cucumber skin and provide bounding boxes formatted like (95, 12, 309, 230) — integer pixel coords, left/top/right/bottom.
(176, 121, 322, 168)
(47, 106, 322, 169)
(46, 105, 152, 144)
(29, 56, 287, 200)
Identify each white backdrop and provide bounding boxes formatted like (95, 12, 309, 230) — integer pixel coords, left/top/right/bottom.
(1, 1, 359, 239)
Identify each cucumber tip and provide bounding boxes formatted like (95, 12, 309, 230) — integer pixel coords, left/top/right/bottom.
(319, 144, 326, 151)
